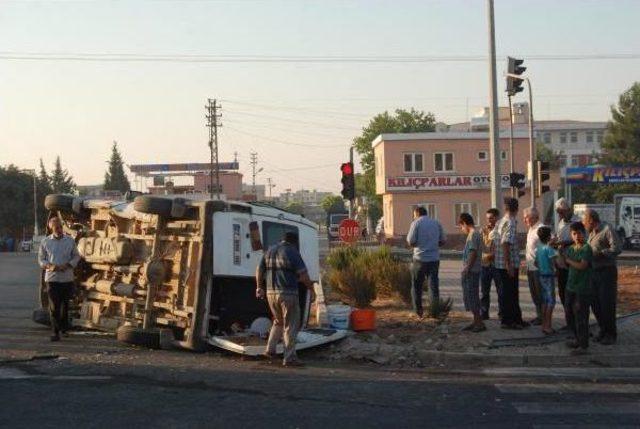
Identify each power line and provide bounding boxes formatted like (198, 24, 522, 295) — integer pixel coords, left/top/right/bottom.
(1, 51, 639, 63)
(226, 109, 361, 131)
(223, 125, 347, 148)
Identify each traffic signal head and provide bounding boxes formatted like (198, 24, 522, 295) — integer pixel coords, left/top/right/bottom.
(535, 160, 551, 197)
(340, 162, 355, 200)
(509, 172, 526, 189)
(506, 56, 526, 96)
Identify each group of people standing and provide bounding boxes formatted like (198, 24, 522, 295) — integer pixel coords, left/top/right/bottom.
(408, 196, 621, 355)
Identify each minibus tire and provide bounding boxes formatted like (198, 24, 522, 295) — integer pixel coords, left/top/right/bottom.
(44, 194, 74, 213)
(133, 196, 173, 217)
(116, 325, 161, 349)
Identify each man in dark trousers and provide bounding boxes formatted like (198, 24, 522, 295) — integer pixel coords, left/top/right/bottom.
(256, 232, 314, 367)
(493, 197, 526, 330)
(407, 206, 446, 319)
(582, 208, 622, 345)
(480, 208, 501, 320)
(37, 217, 80, 341)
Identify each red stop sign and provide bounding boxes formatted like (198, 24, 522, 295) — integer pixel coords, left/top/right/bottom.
(339, 219, 360, 243)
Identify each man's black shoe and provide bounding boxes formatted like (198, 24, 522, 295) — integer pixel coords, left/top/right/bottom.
(530, 318, 542, 326)
(481, 314, 490, 321)
(570, 347, 589, 356)
(565, 339, 580, 349)
(50, 334, 60, 342)
(599, 337, 616, 346)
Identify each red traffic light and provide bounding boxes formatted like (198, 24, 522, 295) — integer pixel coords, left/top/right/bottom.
(341, 162, 353, 176)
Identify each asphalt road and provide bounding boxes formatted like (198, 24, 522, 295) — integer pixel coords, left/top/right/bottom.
(1, 253, 640, 428)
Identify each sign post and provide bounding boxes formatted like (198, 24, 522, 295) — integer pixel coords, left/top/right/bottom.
(339, 219, 360, 244)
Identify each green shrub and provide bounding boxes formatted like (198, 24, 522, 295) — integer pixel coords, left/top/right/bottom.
(325, 246, 364, 271)
(328, 255, 377, 308)
(325, 246, 412, 307)
(425, 297, 452, 320)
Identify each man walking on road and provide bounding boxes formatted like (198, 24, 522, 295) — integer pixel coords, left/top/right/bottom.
(582, 209, 621, 345)
(256, 232, 314, 366)
(494, 198, 526, 330)
(480, 208, 501, 320)
(37, 217, 80, 342)
(407, 206, 446, 319)
(524, 207, 544, 326)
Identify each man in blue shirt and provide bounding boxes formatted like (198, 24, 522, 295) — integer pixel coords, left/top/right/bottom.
(256, 232, 314, 366)
(406, 206, 446, 318)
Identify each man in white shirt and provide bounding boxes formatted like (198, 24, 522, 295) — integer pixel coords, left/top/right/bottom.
(38, 217, 81, 341)
(524, 207, 544, 326)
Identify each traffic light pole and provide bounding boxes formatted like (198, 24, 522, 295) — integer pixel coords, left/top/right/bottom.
(526, 77, 535, 207)
(508, 94, 515, 198)
(349, 145, 354, 219)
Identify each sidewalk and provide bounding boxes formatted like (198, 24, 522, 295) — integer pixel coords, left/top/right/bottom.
(319, 311, 640, 368)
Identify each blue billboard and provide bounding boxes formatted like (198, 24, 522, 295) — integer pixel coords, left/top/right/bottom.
(566, 166, 640, 185)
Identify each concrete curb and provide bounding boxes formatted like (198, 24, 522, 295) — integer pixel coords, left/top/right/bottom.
(415, 349, 640, 368)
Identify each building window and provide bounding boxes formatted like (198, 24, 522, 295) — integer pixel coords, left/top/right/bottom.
(454, 203, 479, 226)
(403, 153, 423, 173)
(434, 152, 454, 172)
(570, 132, 578, 143)
(477, 151, 488, 161)
(544, 132, 551, 144)
(586, 131, 594, 144)
(560, 132, 567, 144)
(500, 150, 508, 161)
(411, 203, 438, 220)
(596, 131, 604, 143)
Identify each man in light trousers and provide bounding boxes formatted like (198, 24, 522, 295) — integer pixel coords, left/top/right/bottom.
(256, 232, 314, 366)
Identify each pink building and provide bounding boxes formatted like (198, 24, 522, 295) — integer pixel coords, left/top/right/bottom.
(373, 132, 557, 239)
(193, 172, 243, 200)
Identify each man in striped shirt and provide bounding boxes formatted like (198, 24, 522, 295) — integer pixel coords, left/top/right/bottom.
(493, 197, 526, 329)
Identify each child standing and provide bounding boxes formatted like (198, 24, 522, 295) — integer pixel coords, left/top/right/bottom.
(535, 226, 558, 335)
(564, 222, 594, 355)
(458, 213, 485, 332)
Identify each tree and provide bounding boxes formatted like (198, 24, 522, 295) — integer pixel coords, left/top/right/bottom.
(36, 158, 53, 227)
(284, 202, 304, 215)
(573, 82, 640, 203)
(352, 108, 436, 223)
(50, 156, 76, 194)
(320, 195, 345, 213)
(104, 141, 131, 192)
(600, 82, 640, 165)
(0, 165, 34, 238)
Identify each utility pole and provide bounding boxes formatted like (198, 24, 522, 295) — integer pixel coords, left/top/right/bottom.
(266, 177, 275, 200)
(205, 98, 222, 199)
(250, 152, 263, 200)
(486, 0, 502, 208)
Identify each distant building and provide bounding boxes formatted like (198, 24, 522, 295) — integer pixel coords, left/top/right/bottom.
(448, 102, 607, 168)
(278, 189, 333, 206)
(241, 184, 266, 201)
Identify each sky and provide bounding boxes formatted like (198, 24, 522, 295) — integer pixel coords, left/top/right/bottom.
(1, 0, 639, 194)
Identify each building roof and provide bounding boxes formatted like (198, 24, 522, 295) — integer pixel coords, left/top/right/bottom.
(449, 119, 607, 132)
(371, 131, 530, 148)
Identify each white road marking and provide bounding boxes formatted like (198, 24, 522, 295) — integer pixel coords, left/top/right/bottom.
(496, 383, 640, 394)
(513, 402, 640, 414)
(0, 367, 111, 381)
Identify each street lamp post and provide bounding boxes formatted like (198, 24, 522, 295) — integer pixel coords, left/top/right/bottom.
(486, 0, 502, 208)
(21, 169, 38, 237)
